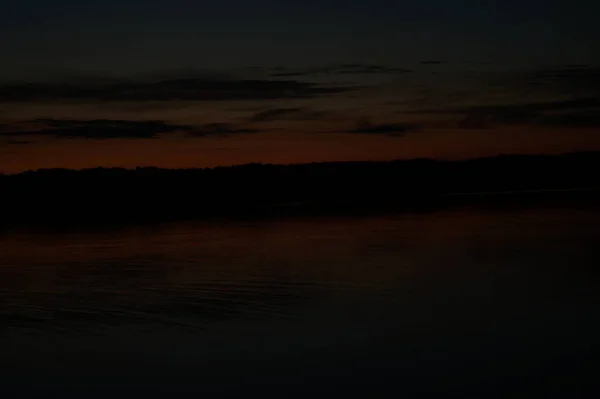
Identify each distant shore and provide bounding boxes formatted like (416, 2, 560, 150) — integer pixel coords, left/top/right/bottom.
(1, 151, 599, 226)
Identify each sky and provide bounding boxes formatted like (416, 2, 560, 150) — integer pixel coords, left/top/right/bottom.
(1, 0, 600, 172)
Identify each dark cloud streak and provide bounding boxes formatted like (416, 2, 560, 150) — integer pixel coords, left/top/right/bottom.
(248, 107, 330, 122)
(249, 108, 304, 122)
(3, 139, 31, 145)
(538, 110, 600, 129)
(455, 98, 600, 129)
(409, 96, 600, 130)
(185, 123, 261, 137)
(270, 64, 413, 78)
(337, 118, 421, 137)
(0, 119, 196, 140)
(0, 118, 269, 140)
(0, 78, 355, 103)
(417, 97, 600, 116)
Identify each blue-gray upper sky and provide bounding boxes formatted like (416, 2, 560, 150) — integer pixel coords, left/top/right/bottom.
(2, 0, 600, 78)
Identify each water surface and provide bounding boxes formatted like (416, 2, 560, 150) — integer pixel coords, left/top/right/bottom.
(1, 206, 599, 397)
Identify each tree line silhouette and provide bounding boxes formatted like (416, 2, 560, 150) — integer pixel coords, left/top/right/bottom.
(1, 151, 599, 225)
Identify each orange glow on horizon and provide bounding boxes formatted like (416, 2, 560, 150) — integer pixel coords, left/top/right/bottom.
(1, 128, 600, 173)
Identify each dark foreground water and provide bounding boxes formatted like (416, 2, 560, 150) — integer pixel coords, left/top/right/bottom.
(1, 205, 599, 398)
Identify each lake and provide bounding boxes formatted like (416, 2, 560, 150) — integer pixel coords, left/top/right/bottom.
(1, 204, 599, 397)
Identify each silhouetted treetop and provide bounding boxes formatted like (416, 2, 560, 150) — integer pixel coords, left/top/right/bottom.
(1, 151, 599, 225)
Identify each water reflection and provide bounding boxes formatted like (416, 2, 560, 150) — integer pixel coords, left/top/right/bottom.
(0, 207, 599, 397)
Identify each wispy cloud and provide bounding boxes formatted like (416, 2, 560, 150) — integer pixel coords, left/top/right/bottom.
(270, 71, 311, 78)
(270, 64, 413, 78)
(498, 65, 600, 98)
(528, 65, 600, 87)
(337, 117, 421, 137)
(0, 119, 196, 139)
(0, 123, 11, 133)
(249, 108, 304, 122)
(248, 107, 330, 122)
(0, 78, 356, 103)
(333, 64, 413, 75)
(0, 118, 269, 140)
(538, 110, 600, 128)
(410, 96, 600, 130)
(185, 123, 261, 137)
(457, 97, 600, 129)
(4, 139, 31, 145)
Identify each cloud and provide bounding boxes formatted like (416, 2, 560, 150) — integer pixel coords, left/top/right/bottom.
(270, 64, 413, 78)
(0, 119, 266, 139)
(411, 96, 600, 130)
(334, 64, 413, 75)
(450, 65, 600, 129)
(457, 108, 538, 129)
(248, 107, 330, 122)
(4, 139, 31, 145)
(538, 110, 600, 128)
(0, 119, 196, 139)
(0, 78, 355, 103)
(249, 108, 304, 122)
(499, 65, 600, 98)
(338, 117, 421, 137)
(407, 64, 600, 120)
(528, 65, 600, 87)
(271, 72, 311, 78)
(458, 98, 600, 129)
(420, 97, 600, 115)
(185, 123, 261, 137)
(420, 60, 446, 65)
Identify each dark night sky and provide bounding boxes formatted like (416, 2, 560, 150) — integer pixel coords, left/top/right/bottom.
(1, 0, 600, 172)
